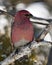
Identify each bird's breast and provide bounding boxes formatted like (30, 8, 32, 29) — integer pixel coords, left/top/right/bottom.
(11, 21, 34, 47)
(14, 39, 29, 47)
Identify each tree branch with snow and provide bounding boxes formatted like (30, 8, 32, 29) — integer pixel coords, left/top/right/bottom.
(0, 41, 52, 65)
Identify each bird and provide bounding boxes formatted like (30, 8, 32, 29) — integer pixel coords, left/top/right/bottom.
(11, 10, 34, 51)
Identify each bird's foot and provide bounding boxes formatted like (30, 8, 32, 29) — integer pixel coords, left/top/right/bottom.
(15, 48, 21, 54)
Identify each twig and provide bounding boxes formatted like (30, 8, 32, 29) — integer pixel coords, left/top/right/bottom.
(32, 21, 49, 25)
(35, 25, 49, 41)
(31, 16, 52, 22)
(0, 10, 14, 17)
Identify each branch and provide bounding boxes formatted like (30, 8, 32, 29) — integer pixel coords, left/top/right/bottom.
(35, 25, 49, 41)
(0, 9, 14, 17)
(31, 16, 52, 22)
(0, 9, 52, 23)
(0, 41, 52, 65)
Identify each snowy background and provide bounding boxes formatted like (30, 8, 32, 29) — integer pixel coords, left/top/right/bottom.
(0, 0, 52, 65)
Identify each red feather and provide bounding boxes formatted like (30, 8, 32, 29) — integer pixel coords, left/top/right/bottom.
(11, 10, 34, 47)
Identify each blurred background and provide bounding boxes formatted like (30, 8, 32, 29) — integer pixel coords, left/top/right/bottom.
(0, 0, 52, 65)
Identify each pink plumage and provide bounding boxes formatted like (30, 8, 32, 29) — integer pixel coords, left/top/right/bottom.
(11, 10, 34, 48)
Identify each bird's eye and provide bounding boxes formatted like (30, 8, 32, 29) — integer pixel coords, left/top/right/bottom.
(25, 14, 32, 17)
(25, 14, 29, 16)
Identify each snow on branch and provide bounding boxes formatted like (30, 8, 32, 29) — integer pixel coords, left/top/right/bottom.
(0, 41, 52, 65)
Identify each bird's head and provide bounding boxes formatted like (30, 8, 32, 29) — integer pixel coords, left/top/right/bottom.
(14, 10, 33, 22)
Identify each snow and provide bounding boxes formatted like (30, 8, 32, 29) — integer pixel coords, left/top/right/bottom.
(16, 3, 26, 11)
(26, 2, 52, 42)
(26, 2, 50, 19)
(0, 15, 8, 34)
